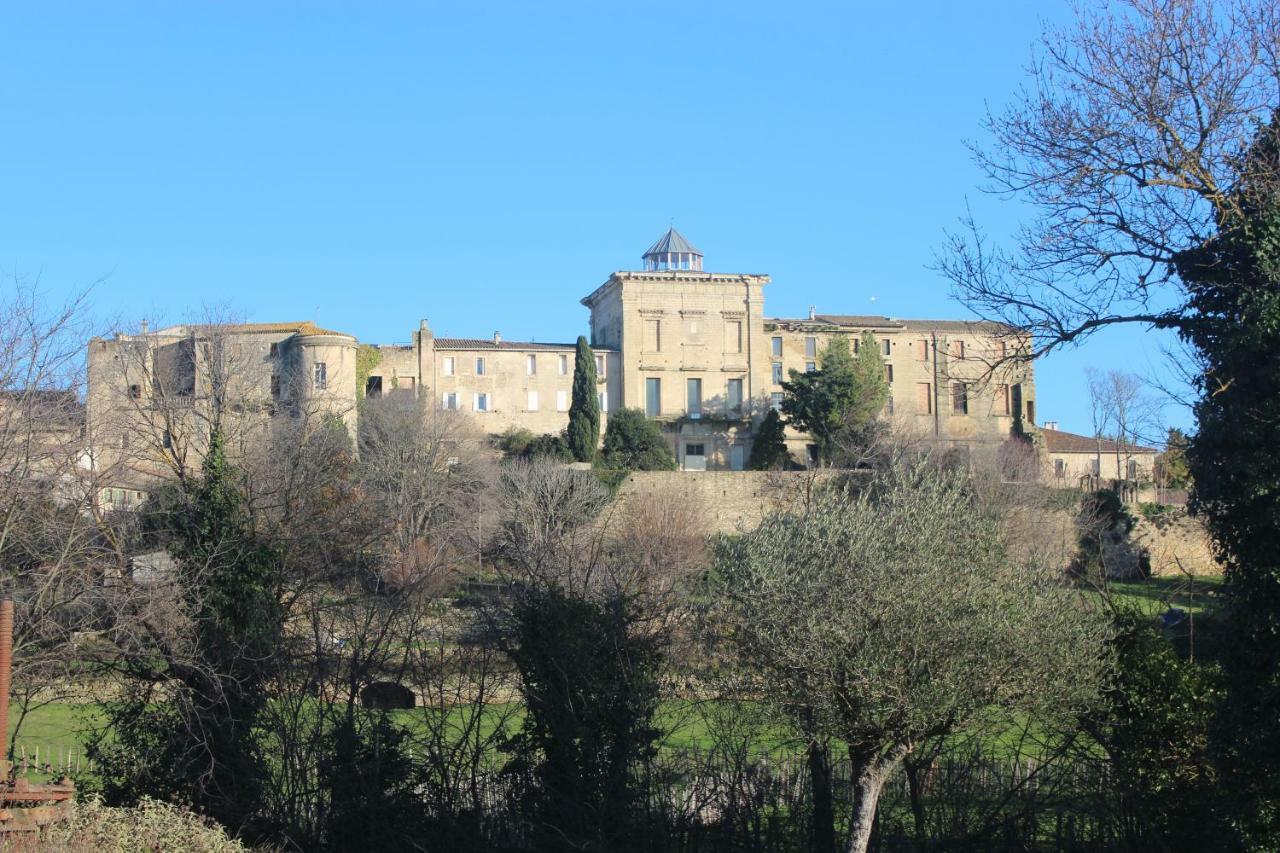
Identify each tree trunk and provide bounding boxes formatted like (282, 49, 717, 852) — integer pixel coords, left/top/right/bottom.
(846, 745, 907, 853)
(808, 739, 837, 853)
(903, 756, 928, 848)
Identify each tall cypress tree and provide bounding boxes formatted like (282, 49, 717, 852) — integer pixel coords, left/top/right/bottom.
(566, 336, 600, 462)
(1177, 112, 1280, 843)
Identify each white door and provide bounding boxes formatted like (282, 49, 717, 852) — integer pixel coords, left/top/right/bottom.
(730, 445, 745, 471)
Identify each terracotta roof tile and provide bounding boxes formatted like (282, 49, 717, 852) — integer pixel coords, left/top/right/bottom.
(1041, 427, 1157, 454)
(433, 338, 616, 352)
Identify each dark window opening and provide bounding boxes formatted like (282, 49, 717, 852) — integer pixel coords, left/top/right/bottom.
(366, 376, 383, 398)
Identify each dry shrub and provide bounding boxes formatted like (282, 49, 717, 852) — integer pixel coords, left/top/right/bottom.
(26, 796, 251, 852)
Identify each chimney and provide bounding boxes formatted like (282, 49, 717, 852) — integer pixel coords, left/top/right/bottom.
(1044, 420, 1059, 431)
(808, 305, 816, 321)
(419, 318, 429, 332)
(140, 320, 148, 334)
(493, 331, 502, 345)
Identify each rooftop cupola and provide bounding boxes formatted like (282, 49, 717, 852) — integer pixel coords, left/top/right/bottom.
(642, 227, 703, 271)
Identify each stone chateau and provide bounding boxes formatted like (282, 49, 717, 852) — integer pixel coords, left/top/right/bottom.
(86, 229, 1037, 505)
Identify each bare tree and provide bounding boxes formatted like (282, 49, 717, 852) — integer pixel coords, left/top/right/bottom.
(1086, 367, 1163, 483)
(0, 278, 121, 753)
(357, 394, 497, 591)
(938, 0, 1280, 357)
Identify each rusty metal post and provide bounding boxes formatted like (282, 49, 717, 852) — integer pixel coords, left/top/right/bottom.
(1, 599, 12, 768)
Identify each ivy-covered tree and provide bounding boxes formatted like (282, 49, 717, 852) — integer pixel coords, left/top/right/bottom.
(600, 407, 675, 471)
(1177, 112, 1280, 843)
(502, 587, 664, 852)
(747, 408, 791, 470)
(566, 336, 600, 463)
(781, 333, 887, 464)
(1076, 609, 1227, 849)
(90, 430, 284, 835)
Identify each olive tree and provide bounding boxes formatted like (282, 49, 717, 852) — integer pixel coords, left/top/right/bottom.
(713, 454, 1111, 853)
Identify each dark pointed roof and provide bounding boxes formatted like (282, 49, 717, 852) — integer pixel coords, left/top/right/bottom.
(643, 227, 701, 258)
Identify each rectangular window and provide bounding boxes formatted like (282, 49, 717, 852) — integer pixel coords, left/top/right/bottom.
(804, 337, 817, 358)
(853, 337, 860, 354)
(646, 378, 661, 417)
(686, 443, 705, 457)
(952, 382, 969, 415)
(1054, 458, 1065, 477)
(526, 354, 537, 375)
(474, 392, 490, 412)
(882, 339, 891, 356)
(772, 362, 784, 384)
(556, 390, 568, 411)
(915, 339, 929, 361)
(475, 357, 485, 376)
(314, 362, 328, 389)
(687, 378, 702, 416)
(1026, 399, 1036, 424)
(728, 321, 742, 354)
(805, 361, 816, 373)
(771, 336, 783, 357)
(1090, 458, 1101, 477)
(443, 392, 458, 410)
(885, 364, 894, 383)
(558, 354, 568, 375)
(162, 429, 173, 449)
(527, 390, 539, 411)
(595, 354, 605, 377)
(995, 339, 1008, 359)
(771, 392, 784, 411)
(916, 382, 932, 414)
(727, 378, 743, 412)
(995, 384, 1010, 415)
(1127, 459, 1138, 480)
(951, 339, 965, 359)
(442, 356, 455, 376)
(598, 390, 608, 412)
(645, 319, 662, 352)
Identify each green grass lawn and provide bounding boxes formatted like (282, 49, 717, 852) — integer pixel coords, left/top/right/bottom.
(1103, 574, 1224, 616)
(4, 574, 1217, 775)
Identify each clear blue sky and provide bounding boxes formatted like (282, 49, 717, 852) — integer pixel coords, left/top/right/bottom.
(0, 1, 1185, 437)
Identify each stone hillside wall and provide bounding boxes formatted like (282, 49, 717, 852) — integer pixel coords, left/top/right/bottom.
(615, 471, 834, 535)
(612, 472, 1220, 576)
(1133, 512, 1220, 576)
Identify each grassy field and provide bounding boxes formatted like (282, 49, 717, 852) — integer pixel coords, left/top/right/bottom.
(1104, 574, 1224, 616)
(4, 574, 1222, 776)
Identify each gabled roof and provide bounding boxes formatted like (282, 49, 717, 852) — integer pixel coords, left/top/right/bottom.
(643, 227, 701, 258)
(899, 319, 1018, 334)
(150, 321, 351, 338)
(814, 314, 902, 328)
(1041, 428, 1158, 455)
(433, 338, 616, 352)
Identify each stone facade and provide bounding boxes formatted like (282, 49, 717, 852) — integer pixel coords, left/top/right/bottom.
(1040, 425, 1158, 488)
(363, 324, 621, 438)
(86, 321, 359, 506)
(84, 228, 1040, 495)
(762, 314, 1035, 464)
